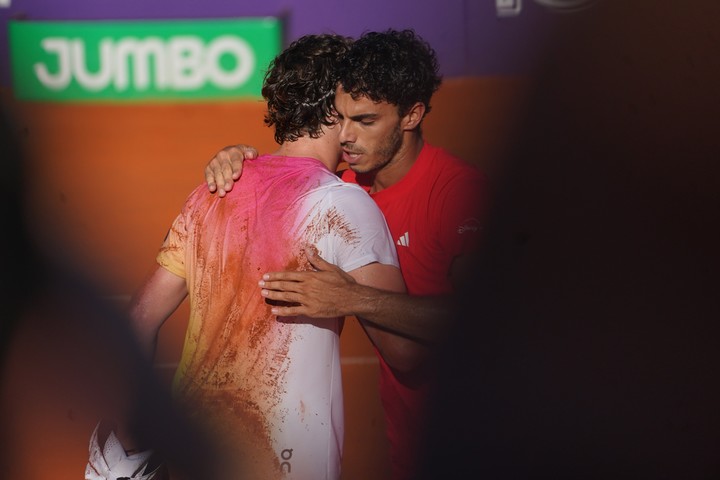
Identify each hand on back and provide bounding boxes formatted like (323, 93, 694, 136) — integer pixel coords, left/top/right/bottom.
(205, 144, 258, 197)
(258, 247, 358, 318)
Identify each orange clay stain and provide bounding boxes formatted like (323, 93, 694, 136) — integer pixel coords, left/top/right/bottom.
(303, 205, 360, 247)
(299, 400, 306, 423)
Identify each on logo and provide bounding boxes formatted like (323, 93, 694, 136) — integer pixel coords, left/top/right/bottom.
(280, 448, 293, 473)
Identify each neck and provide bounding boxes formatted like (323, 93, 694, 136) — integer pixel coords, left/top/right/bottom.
(274, 136, 339, 172)
(371, 133, 424, 194)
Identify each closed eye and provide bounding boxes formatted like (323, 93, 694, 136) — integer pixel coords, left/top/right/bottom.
(352, 115, 378, 126)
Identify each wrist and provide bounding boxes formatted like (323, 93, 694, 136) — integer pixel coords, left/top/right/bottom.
(348, 283, 383, 318)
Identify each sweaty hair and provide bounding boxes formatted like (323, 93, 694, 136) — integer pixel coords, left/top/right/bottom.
(337, 29, 442, 118)
(262, 34, 353, 144)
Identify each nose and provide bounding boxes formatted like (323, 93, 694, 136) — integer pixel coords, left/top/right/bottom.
(338, 118, 355, 145)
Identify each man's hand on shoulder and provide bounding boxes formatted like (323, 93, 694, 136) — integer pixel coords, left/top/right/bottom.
(205, 144, 258, 197)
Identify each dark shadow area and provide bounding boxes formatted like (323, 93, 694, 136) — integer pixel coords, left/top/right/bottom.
(0, 111, 219, 480)
(422, 0, 720, 478)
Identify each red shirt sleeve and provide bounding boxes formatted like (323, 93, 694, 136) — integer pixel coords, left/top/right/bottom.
(435, 166, 487, 261)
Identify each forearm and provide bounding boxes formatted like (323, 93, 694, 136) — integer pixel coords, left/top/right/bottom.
(258, 255, 450, 343)
(128, 266, 188, 359)
(346, 283, 452, 345)
(127, 305, 165, 360)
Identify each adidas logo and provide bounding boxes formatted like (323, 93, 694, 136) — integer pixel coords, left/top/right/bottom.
(396, 231, 410, 247)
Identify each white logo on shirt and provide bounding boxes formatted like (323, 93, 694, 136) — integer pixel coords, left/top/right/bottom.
(396, 231, 410, 247)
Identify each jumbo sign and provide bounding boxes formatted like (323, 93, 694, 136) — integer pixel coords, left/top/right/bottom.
(9, 18, 281, 101)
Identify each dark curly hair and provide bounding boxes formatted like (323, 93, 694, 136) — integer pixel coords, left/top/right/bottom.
(337, 29, 442, 118)
(262, 34, 353, 144)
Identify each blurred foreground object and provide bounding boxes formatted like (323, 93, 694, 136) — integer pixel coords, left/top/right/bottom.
(85, 423, 164, 480)
(422, 0, 720, 478)
(0, 112, 216, 480)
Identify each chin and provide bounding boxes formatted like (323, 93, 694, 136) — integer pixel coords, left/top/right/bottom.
(348, 163, 369, 173)
(349, 158, 384, 175)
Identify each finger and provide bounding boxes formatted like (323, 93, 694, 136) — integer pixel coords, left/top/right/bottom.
(210, 150, 233, 192)
(228, 145, 257, 181)
(206, 174, 217, 192)
(260, 289, 303, 303)
(258, 279, 306, 293)
(231, 158, 243, 180)
(238, 144, 259, 160)
(260, 273, 311, 284)
(205, 159, 220, 192)
(270, 305, 307, 317)
(225, 149, 244, 181)
(304, 247, 339, 272)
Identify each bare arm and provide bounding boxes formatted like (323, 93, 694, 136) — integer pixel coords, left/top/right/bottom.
(98, 265, 187, 454)
(342, 261, 434, 374)
(259, 249, 452, 346)
(204, 144, 258, 197)
(128, 265, 188, 359)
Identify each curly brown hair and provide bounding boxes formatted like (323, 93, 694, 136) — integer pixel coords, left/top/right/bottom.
(338, 29, 441, 118)
(262, 34, 353, 144)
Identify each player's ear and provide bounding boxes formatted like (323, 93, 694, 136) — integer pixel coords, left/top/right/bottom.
(400, 102, 426, 131)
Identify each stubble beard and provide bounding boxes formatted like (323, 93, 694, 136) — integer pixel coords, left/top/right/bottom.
(350, 123, 403, 174)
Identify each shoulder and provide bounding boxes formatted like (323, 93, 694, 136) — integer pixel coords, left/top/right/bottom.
(423, 144, 486, 194)
(327, 181, 375, 207)
(176, 181, 232, 221)
(425, 144, 483, 177)
(311, 182, 383, 225)
(180, 183, 215, 209)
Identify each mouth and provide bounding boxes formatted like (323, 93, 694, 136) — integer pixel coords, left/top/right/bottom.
(342, 148, 362, 164)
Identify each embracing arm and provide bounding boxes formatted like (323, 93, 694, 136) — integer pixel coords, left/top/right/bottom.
(128, 265, 188, 359)
(343, 252, 477, 357)
(204, 144, 258, 197)
(348, 289, 451, 344)
(334, 259, 434, 373)
(259, 249, 454, 346)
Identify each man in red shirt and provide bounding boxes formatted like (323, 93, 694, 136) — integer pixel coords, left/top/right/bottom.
(205, 29, 486, 479)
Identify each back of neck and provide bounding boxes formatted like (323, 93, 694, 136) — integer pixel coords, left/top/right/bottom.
(274, 136, 339, 172)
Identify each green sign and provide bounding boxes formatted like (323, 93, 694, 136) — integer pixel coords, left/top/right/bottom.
(8, 18, 282, 101)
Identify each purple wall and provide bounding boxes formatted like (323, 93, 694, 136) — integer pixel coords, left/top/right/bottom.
(0, 0, 571, 88)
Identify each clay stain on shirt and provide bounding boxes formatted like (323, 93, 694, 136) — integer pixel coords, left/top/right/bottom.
(304, 206, 360, 246)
